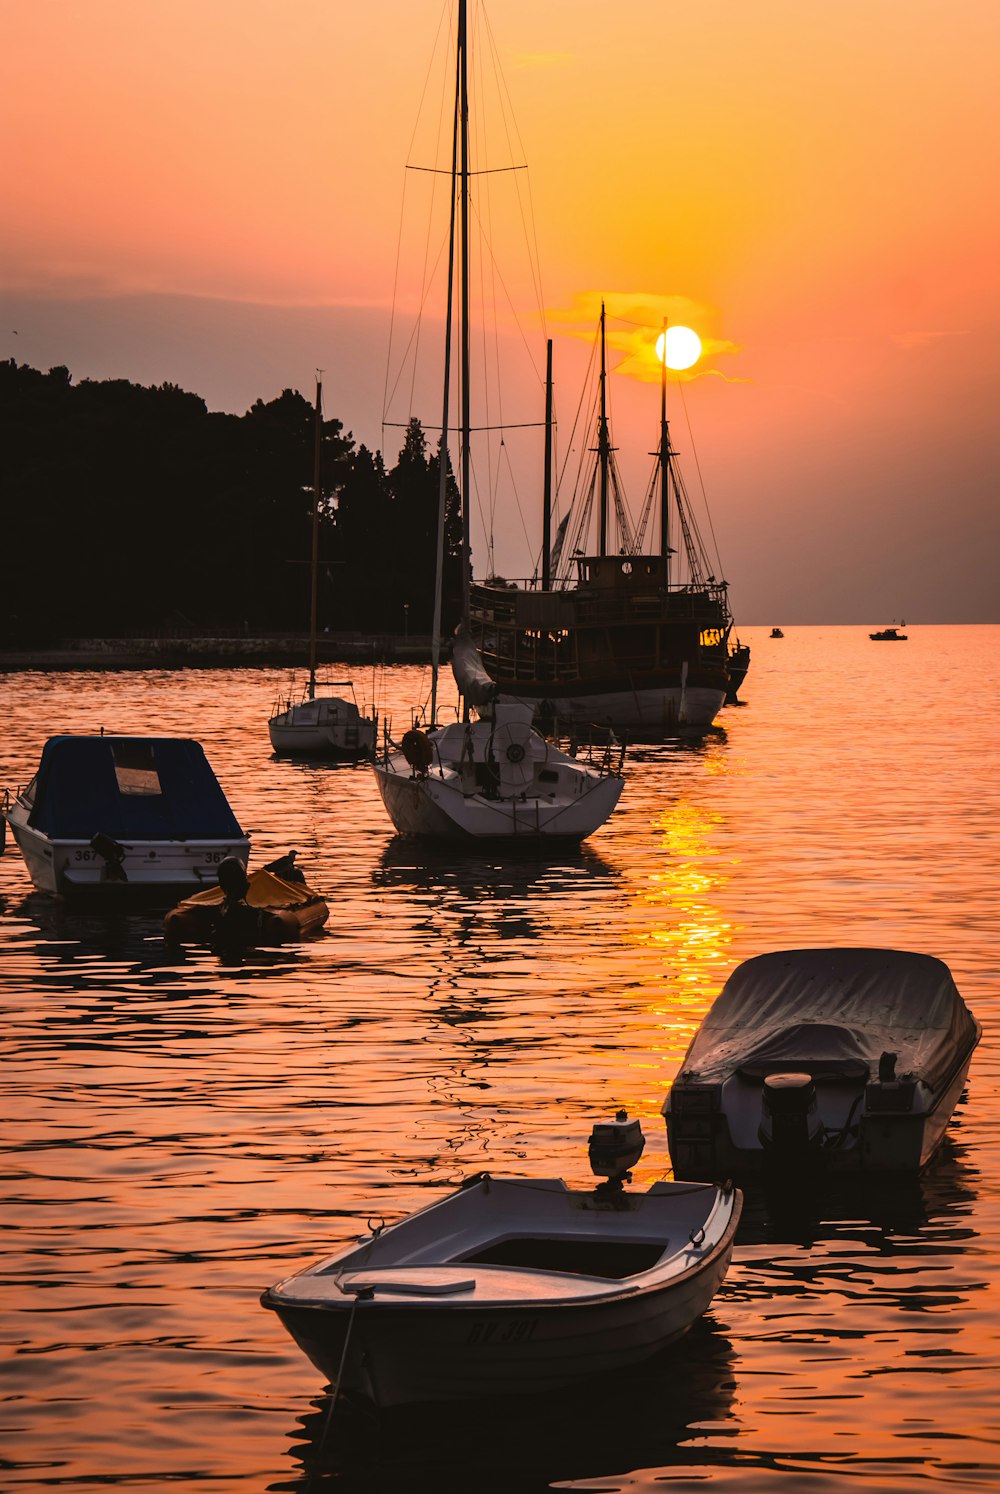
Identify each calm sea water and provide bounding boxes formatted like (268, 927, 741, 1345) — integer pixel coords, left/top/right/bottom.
(2, 625, 998, 1493)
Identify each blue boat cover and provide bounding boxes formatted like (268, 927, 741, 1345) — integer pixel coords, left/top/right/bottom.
(676, 948, 980, 1095)
(25, 736, 246, 841)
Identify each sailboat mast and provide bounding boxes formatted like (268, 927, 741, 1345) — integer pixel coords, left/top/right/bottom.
(459, 0, 472, 628)
(659, 320, 670, 581)
(308, 378, 322, 699)
(598, 301, 609, 556)
(542, 338, 553, 590)
(429, 11, 462, 730)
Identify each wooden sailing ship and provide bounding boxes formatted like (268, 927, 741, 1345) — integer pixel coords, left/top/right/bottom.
(455, 305, 741, 737)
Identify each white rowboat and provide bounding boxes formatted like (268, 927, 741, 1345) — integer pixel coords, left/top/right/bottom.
(262, 1171, 741, 1408)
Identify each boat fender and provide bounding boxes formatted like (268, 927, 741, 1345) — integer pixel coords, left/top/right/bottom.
(401, 728, 434, 776)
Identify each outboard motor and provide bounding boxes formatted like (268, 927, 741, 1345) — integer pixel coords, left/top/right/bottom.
(759, 1072, 823, 1171)
(90, 832, 128, 883)
(217, 855, 250, 905)
(588, 1109, 645, 1192)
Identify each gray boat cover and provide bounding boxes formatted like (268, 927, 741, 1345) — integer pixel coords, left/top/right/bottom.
(678, 948, 979, 1093)
(451, 631, 498, 708)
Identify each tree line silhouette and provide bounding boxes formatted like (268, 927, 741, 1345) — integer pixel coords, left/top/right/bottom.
(1, 360, 463, 645)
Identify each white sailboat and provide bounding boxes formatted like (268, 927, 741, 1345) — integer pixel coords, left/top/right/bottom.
(268, 380, 377, 761)
(371, 0, 623, 841)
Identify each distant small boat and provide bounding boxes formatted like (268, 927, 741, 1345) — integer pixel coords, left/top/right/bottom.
(262, 1113, 741, 1408)
(769, 627, 784, 638)
(2, 735, 249, 897)
(269, 680, 376, 760)
(869, 626, 908, 641)
(664, 948, 981, 1180)
(267, 381, 376, 762)
(164, 853, 328, 945)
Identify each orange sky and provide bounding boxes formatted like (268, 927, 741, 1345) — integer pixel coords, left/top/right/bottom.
(2, 0, 998, 621)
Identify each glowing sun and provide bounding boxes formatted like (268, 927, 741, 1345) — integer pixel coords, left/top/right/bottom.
(656, 325, 702, 371)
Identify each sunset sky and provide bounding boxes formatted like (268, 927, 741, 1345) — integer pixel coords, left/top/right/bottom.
(3, 0, 998, 622)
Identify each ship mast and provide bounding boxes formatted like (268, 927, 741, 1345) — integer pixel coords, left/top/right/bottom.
(308, 378, 322, 700)
(542, 338, 553, 590)
(459, 0, 471, 629)
(429, 0, 464, 728)
(598, 301, 610, 556)
(659, 319, 671, 582)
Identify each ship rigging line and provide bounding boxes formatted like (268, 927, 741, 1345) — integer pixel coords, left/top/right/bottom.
(675, 375, 726, 582)
(405, 163, 527, 176)
(383, 0, 453, 441)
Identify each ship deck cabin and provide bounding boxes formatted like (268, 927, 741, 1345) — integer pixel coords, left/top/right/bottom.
(467, 557, 732, 689)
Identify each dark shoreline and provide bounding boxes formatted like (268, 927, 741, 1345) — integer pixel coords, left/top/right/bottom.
(0, 636, 437, 672)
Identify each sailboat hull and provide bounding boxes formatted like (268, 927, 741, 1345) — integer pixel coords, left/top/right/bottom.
(371, 709, 623, 842)
(268, 696, 375, 760)
(372, 759, 623, 842)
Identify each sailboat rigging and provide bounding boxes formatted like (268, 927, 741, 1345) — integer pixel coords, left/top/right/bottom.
(267, 380, 377, 761)
(371, 0, 624, 841)
(454, 303, 748, 736)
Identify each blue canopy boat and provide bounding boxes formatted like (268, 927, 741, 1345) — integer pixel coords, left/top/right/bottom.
(2, 735, 250, 896)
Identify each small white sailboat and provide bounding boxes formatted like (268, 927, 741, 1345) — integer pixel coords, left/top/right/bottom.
(371, 0, 623, 841)
(261, 1113, 742, 1408)
(269, 680, 375, 760)
(374, 700, 623, 841)
(268, 380, 376, 761)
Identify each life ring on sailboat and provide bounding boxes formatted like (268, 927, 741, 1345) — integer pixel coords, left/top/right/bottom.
(401, 727, 434, 776)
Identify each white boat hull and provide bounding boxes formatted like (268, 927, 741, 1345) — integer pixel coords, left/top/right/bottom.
(496, 683, 727, 734)
(263, 1176, 741, 1407)
(667, 1048, 979, 1178)
(6, 806, 249, 897)
(268, 695, 375, 759)
(372, 756, 623, 841)
(371, 704, 622, 842)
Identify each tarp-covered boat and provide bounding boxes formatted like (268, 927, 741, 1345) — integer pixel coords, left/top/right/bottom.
(664, 948, 981, 1178)
(2, 736, 250, 896)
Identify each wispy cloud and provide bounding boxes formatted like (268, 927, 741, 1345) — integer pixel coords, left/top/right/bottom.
(891, 329, 971, 350)
(548, 290, 741, 383)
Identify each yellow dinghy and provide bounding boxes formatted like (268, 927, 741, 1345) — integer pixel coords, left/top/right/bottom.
(165, 856, 328, 946)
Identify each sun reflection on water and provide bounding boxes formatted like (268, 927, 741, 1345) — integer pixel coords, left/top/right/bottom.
(631, 797, 740, 1064)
